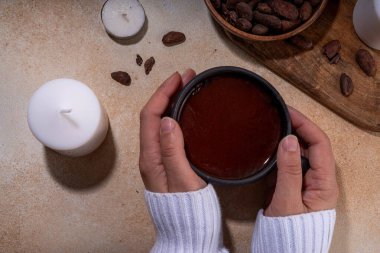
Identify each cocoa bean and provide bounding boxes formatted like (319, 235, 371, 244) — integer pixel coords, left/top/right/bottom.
(144, 57, 155, 75)
(252, 24, 269, 35)
(268, 0, 299, 21)
(253, 11, 282, 30)
(288, 35, 313, 50)
(227, 0, 250, 9)
(281, 19, 300, 32)
(226, 10, 238, 25)
(308, 0, 321, 7)
(322, 40, 341, 59)
(248, 0, 260, 9)
(329, 53, 340, 64)
(236, 2, 253, 21)
(236, 18, 253, 31)
(300, 1, 312, 21)
(257, 3, 273, 14)
(356, 49, 377, 77)
(162, 31, 186, 47)
(136, 54, 143, 66)
(340, 73, 353, 97)
(111, 71, 131, 86)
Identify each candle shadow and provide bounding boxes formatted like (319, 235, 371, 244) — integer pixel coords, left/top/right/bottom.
(45, 127, 116, 191)
(107, 16, 149, 45)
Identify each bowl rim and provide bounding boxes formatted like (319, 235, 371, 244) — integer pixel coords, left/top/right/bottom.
(169, 66, 291, 185)
(204, 0, 329, 41)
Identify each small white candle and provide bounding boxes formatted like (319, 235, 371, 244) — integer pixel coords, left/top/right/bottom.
(27, 79, 109, 157)
(101, 0, 146, 39)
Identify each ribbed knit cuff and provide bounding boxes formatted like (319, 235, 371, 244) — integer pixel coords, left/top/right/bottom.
(252, 209, 336, 253)
(145, 184, 228, 253)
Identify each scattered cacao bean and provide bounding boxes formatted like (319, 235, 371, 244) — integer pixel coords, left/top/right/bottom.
(356, 49, 377, 77)
(252, 24, 269, 35)
(329, 53, 340, 64)
(162, 31, 186, 47)
(236, 2, 253, 20)
(253, 11, 282, 30)
(136, 54, 143, 66)
(322, 40, 341, 59)
(288, 35, 313, 50)
(300, 1, 312, 21)
(308, 0, 321, 7)
(340, 73, 353, 97)
(281, 19, 300, 32)
(268, 0, 299, 21)
(111, 71, 131, 86)
(236, 18, 253, 31)
(257, 3, 273, 14)
(144, 57, 155, 75)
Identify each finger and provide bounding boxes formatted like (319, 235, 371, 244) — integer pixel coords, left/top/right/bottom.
(266, 135, 304, 216)
(140, 72, 182, 155)
(288, 106, 335, 174)
(181, 68, 196, 87)
(160, 117, 206, 193)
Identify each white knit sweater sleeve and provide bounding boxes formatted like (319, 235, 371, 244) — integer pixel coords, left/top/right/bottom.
(144, 184, 228, 253)
(252, 209, 336, 253)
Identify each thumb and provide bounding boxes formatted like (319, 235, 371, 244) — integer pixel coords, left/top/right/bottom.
(160, 117, 206, 192)
(265, 135, 304, 216)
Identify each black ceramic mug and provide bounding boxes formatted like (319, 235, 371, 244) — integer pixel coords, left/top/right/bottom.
(169, 66, 308, 185)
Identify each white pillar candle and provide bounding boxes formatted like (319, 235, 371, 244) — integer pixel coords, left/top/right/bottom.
(27, 79, 109, 157)
(353, 0, 380, 50)
(101, 0, 146, 39)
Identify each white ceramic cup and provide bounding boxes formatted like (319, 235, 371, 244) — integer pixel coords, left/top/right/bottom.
(353, 0, 380, 50)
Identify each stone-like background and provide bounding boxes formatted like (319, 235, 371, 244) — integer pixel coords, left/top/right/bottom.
(0, 0, 379, 252)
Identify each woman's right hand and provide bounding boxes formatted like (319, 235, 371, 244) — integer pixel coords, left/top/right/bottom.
(265, 107, 339, 217)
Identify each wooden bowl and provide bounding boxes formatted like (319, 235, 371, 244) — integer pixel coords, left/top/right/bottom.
(204, 0, 329, 42)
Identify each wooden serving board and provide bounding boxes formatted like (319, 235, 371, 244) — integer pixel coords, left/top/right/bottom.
(224, 0, 380, 132)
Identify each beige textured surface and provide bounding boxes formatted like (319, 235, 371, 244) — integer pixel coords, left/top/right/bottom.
(0, 0, 379, 252)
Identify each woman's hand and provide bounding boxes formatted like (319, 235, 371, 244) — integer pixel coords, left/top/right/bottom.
(139, 69, 206, 193)
(265, 107, 339, 216)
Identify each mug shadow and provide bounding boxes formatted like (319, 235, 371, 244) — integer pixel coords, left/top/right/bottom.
(45, 127, 117, 191)
(214, 175, 270, 252)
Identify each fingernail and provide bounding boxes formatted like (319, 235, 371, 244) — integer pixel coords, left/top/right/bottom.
(282, 135, 298, 152)
(182, 68, 192, 76)
(161, 117, 174, 134)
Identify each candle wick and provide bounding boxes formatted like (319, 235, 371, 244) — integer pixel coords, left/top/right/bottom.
(122, 13, 129, 22)
(60, 109, 72, 114)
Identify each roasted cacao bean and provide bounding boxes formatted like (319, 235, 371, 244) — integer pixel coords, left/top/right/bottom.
(136, 54, 143, 66)
(322, 40, 341, 59)
(340, 73, 354, 97)
(252, 24, 269, 35)
(268, 0, 299, 21)
(308, 0, 321, 7)
(236, 2, 253, 20)
(144, 57, 155, 75)
(257, 3, 273, 14)
(111, 71, 131, 86)
(162, 31, 186, 47)
(300, 1, 312, 21)
(356, 49, 377, 77)
(253, 11, 282, 30)
(236, 18, 253, 31)
(281, 19, 300, 32)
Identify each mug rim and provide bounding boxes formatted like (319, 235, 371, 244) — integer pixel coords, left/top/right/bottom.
(169, 66, 291, 185)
